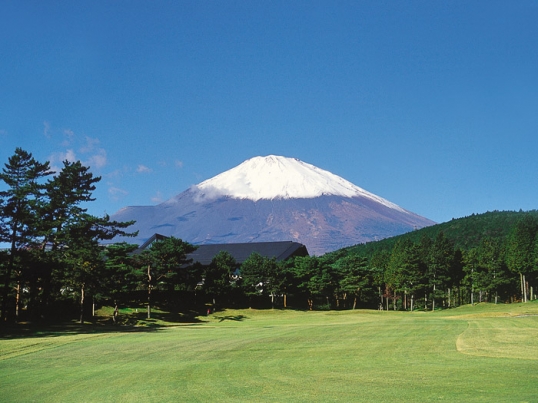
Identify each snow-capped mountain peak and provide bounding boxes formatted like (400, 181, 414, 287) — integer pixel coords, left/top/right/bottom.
(112, 155, 435, 254)
(194, 155, 404, 212)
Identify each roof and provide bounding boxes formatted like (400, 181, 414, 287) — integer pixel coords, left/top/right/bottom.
(187, 241, 309, 266)
(132, 234, 309, 265)
(133, 233, 168, 254)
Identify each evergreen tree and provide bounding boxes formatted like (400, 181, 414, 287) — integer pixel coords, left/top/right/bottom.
(287, 256, 335, 310)
(428, 232, 454, 310)
(462, 248, 479, 305)
(148, 236, 196, 290)
(385, 239, 423, 310)
(0, 148, 51, 321)
(40, 160, 100, 249)
(506, 215, 538, 302)
(241, 252, 283, 308)
(413, 234, 433, 309)
(450, 248, 464, 307)
(203, 251, 236, 309)
(42, 160, 135, 322)
(134, 237, 196, 319)
(56, 230, 104, 324)
(385, 240, 404, 310)
(332, 255, 372, 309)
(369, 249, 389, 310)
(477, 237, 511, 303)
(102, 243, 139, 323)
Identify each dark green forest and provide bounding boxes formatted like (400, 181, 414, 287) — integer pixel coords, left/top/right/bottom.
(1, 148, 537, 325)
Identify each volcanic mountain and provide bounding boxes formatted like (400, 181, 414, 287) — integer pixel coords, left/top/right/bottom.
(111, 155, 435, 255)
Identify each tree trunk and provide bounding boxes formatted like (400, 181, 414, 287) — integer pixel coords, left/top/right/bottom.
(283, 293, 287, 308)
(2, 228, 18, 322)
(432, 283, 436, 311)
(519, 272, 525, 302)
(353, 296, 357, 310)
(523, 275, 529, 302)
(147, 264, 152, 319)
(113, 301, 118, 324)
(379, 287, 383, 310)
(147, 287, 151, 319)
(15, 276, 21, 320)
(79, 284, 85, 324)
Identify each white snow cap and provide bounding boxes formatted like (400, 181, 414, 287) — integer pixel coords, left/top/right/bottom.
(195, 155, 405, 211)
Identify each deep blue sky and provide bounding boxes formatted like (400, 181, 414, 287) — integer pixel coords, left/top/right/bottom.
(1, 1, 537, 224)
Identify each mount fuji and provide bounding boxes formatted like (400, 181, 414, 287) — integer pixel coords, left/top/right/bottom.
(111, 156, 435, 255)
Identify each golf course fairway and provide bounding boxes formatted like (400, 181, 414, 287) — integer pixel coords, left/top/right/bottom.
(1, 303, 538, 402)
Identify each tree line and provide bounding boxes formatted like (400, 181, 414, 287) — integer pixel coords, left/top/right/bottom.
(99, 218, 538, 318)
(1, 148, 537, 325)
(219, 217, 538, 313)
(339, 212, 538, 310)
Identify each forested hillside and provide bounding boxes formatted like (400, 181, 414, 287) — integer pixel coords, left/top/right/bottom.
(341, 210, 538, 258)
(327, 210, 538, 310)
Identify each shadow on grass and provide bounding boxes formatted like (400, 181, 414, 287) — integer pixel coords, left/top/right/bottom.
(0, 310, 206, 340)
(214, 314, 248, 322)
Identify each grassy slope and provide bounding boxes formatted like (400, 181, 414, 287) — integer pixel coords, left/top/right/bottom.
(1, 304, 538, 402)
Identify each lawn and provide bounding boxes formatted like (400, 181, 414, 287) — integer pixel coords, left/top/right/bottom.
(1, 303, 538, 402)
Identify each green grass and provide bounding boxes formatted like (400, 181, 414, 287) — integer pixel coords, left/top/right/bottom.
(2, 303, 538, 402)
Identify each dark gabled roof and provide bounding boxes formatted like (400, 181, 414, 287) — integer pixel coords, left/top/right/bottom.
(132, 234, 309, 265)
(186, 241, 309, 266)
(133, 233, 168, 254)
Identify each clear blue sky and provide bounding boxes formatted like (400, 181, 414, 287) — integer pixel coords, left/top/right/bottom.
(1, 1, 537, 224)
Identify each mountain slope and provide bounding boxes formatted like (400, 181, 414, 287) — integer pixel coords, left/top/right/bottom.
(112, 156, 435, 255)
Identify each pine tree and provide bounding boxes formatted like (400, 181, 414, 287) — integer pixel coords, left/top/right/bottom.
(0, 148, 51, 321)
(506, 215, 538, 302)
(41, 160, 135, 323)
(428, 232, 455, 310)
(240, 253, 284, 308)
(477, 237, 510, 304)
(134, 237, 196, 319)
(333, 255, 371, 309)
(102, 243, 139, 323)
(203, 250, 236, 310)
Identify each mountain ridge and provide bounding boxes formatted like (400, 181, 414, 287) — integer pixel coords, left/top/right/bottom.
(111, 156, 435, 255)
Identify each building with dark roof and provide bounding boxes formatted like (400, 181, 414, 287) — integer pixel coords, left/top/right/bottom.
(186, 241, 309, 266)
(133, 234, 309, 265)
(133, 233, 168, 254)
